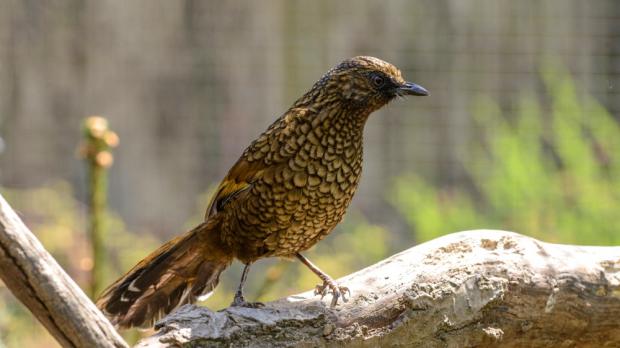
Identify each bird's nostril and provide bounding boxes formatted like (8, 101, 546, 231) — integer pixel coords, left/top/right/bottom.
(399, 82, 429, 96)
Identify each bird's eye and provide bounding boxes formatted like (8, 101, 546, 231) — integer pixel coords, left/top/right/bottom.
(371, 74, 385, 88)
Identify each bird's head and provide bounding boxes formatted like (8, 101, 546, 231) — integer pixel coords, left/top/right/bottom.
(302, 56, 428, 114)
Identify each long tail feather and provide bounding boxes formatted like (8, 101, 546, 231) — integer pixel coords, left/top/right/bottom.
(96, 219, 231, 329)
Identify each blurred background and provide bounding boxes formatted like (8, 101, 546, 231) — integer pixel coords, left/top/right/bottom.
(1, 1, 620, 346)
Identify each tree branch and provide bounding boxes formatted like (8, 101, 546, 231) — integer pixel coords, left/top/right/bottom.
(138, 230, 620, 348)
(0, 193, 127, 348)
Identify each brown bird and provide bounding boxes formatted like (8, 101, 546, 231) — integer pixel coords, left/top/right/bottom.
(96, 56, 428, 329)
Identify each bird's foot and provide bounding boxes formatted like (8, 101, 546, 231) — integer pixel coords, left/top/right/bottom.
(314, 279, 351, 307)
(231, 295, 264, 308)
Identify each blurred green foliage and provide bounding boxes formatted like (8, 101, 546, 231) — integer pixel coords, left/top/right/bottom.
(392, 66, 620, 245)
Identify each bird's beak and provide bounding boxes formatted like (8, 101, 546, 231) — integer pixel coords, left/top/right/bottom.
(398, 82, 429, 96)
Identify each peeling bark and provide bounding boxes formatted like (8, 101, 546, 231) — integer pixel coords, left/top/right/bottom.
(137, 230, 620, 348)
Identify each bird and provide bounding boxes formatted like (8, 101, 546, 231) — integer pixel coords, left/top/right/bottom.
(96, 56, 428, 329)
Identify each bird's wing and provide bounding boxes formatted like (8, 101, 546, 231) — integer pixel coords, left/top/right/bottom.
(205, 158, 264, 219)
(205, 107, 311, 219)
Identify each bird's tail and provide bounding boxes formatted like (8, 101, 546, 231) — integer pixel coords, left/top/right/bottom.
(96, 218, 232, 329)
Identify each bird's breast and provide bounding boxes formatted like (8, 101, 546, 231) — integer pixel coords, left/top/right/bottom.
(224, 117, 365, 259)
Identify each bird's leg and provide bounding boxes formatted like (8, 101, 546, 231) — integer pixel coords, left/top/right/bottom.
(296, 253, 350, 307)
(231, 263, 264, 308)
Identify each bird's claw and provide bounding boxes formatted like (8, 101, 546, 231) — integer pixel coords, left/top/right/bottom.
(314, 280, 350, 307)
(231, 296, 264, 308)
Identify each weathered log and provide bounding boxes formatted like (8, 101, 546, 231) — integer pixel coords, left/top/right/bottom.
(137, 230, 620, 348)
(0, 193, 127, 348)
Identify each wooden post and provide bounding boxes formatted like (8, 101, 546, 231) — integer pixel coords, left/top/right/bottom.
(79, 116, 119, 298)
